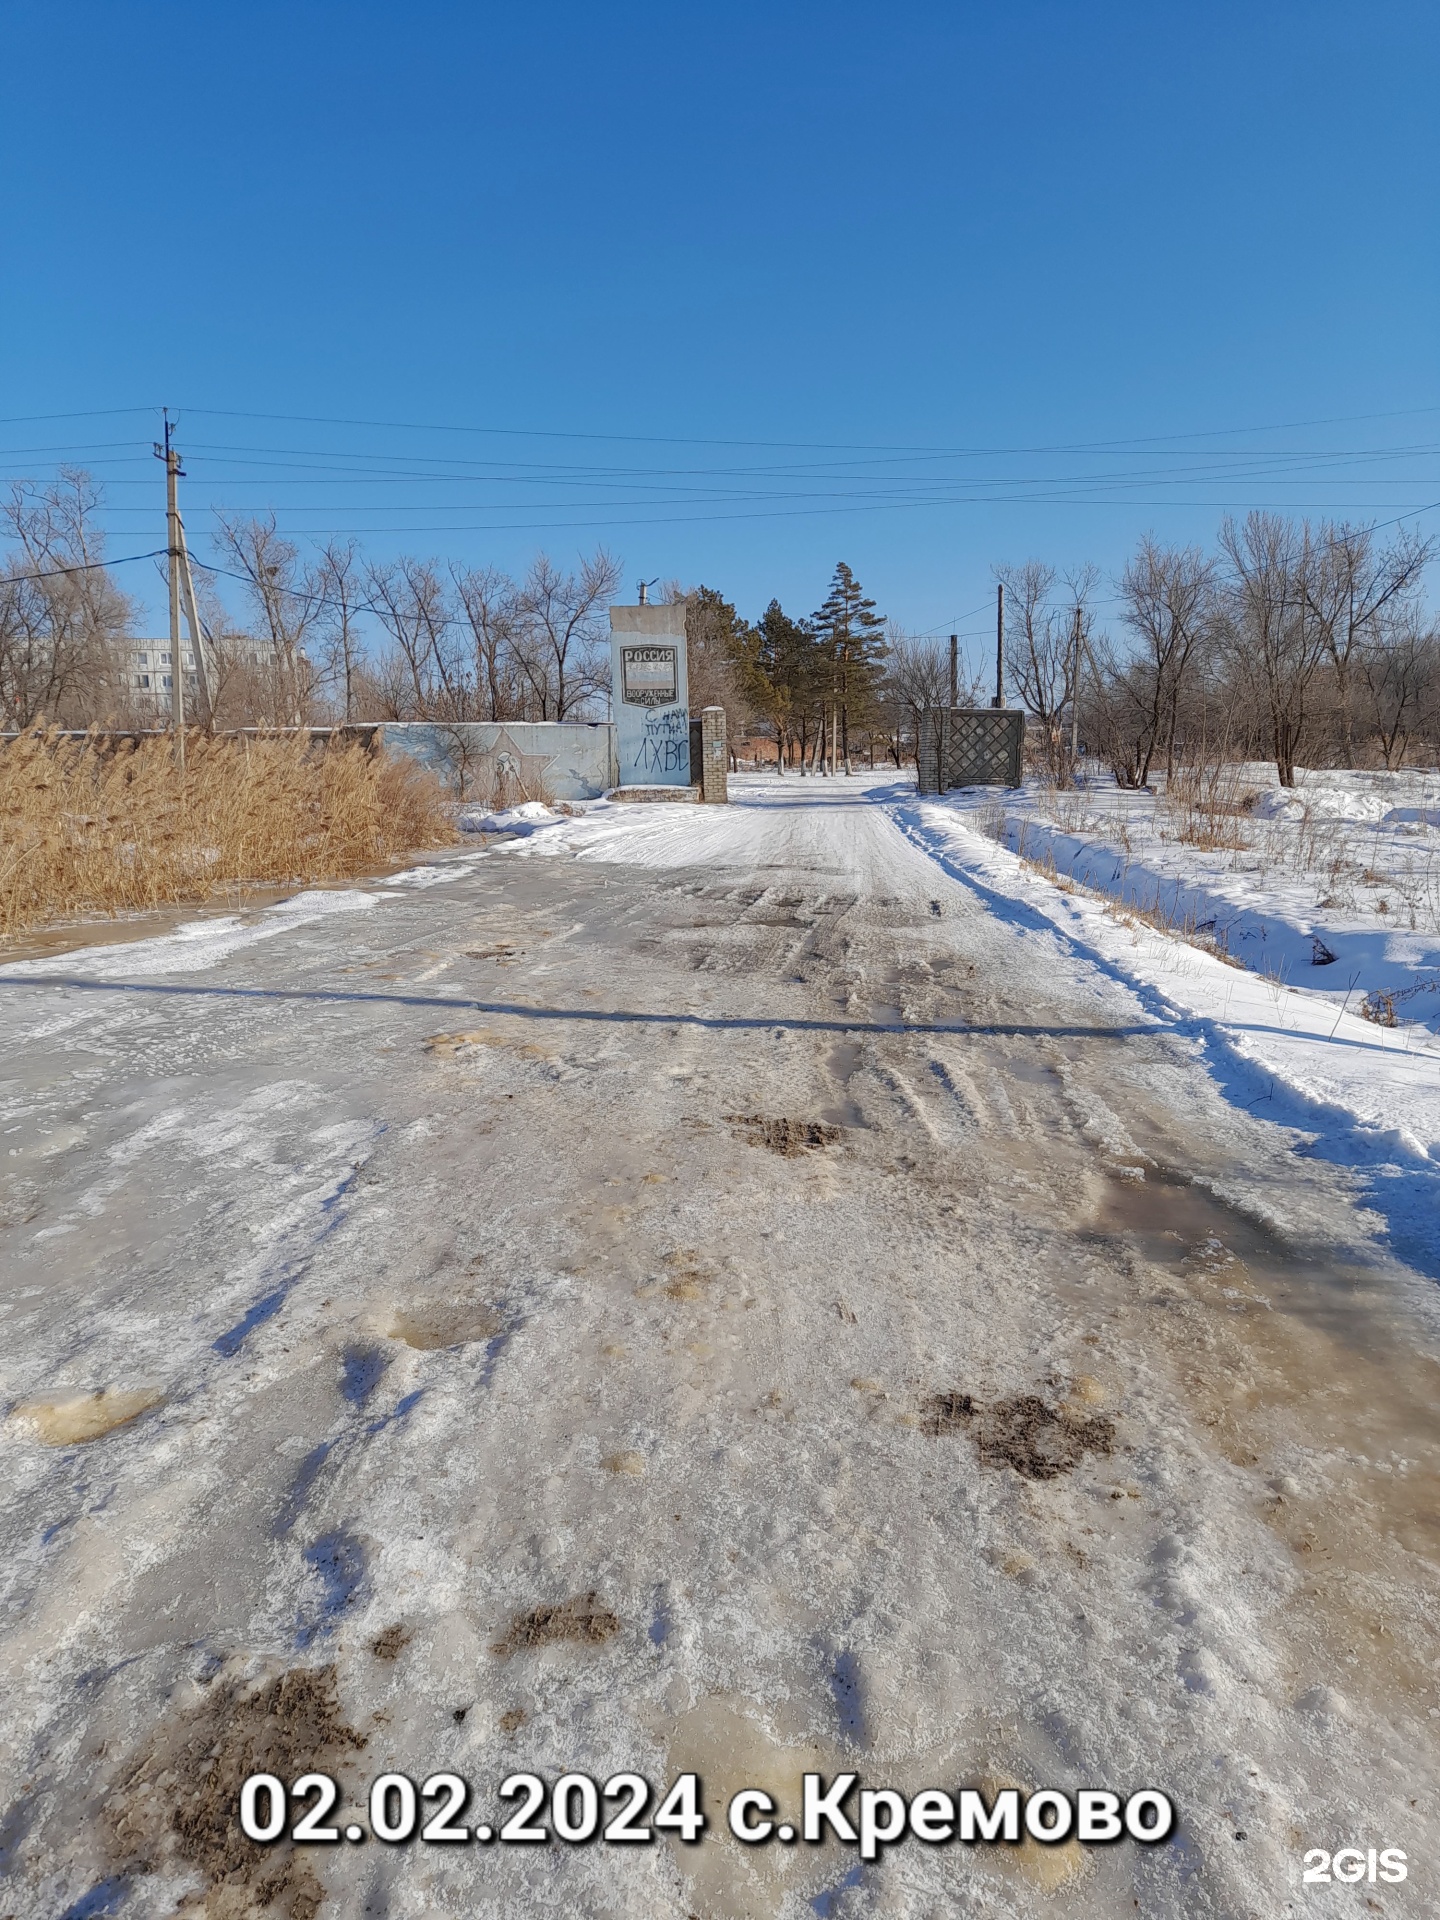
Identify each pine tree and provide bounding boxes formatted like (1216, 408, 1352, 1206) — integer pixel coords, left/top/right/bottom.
(754, 599, 824, 773)
(682, 585, 749, 719)
(811, 562, 888, 773)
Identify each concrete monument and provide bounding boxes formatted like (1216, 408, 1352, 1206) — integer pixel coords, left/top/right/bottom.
(609, 602, 690, 789)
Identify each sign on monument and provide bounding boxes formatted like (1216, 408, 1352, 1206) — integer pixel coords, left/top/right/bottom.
(609, 603, 690, 787)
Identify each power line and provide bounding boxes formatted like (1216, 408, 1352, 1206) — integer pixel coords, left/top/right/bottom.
(182, 401, 1440, 459)
(79, 495, 1440, 538)
(0, 407, 158, 426)
(2, 548, 168, 583)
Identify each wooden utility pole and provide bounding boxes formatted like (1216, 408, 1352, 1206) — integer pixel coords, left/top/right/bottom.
(153, 412, 213, 750)
(1070, 604, 1082, 765)
(155, 411, 186, 757)
(993, 582, 1005, 708)
(949, 634, 958, 707)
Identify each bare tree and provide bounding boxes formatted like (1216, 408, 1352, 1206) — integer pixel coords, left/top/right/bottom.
(1303, 520, 1433, 766)
(452, 564, 523, 721)
(0, 470, 134, 727)
(212, 514, 323, 725)
(1114, 539, 1216, 784)
(1218, 513, 1329, 787)
(881, 632, 974, 766)
(513, 550, 622, 720)
(363, 557, 466, 719)
(1357, 604, 1439, 770)
(995, 561, 1100, 781)
(997, 560, 1056, 728)
(316, 539, 366, 724)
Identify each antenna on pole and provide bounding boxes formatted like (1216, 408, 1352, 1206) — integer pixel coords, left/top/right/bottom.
(637, 576, 659, 606)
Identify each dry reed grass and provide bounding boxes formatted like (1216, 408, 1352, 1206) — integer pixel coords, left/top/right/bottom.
(1159, 763, 1258, 850)
(0, 727, 458, 939)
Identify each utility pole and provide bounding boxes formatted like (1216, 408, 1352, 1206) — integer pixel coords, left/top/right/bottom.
(992, 582, 1005, 708)
(948, 634, 958, 708)
(153, 411, 214, 756)
(155, 411, 186, 757)
(1069, 604, 1082, 766)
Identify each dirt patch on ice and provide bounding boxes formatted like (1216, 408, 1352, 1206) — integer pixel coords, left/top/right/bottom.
(370, 1623, 412, 1660)
(11, 1387, 163, 1445)
(386, 1301, 502, 1349)
(919, 1390, 974, 1434)
(660, 1247, 713, 1299)
(601, 1450, 646, 1475)
(725, 1113, 843, 1155)
(920, 1390, 1115, 1480)
(106, 1662, 365, 1919)
(423, 1026, 552, 1062)
(423, 1028, 497, 1056)
(491, 1592, 621, 1657)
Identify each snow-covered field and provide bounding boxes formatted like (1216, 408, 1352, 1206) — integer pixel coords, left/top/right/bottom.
(0, 773, 1436, 1918)
(945, 764, 1440, 1015)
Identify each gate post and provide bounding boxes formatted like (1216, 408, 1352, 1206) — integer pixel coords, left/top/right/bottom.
(700, 706, 728, 803)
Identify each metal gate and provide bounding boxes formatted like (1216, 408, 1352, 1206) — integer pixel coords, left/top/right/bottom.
(917, 708, 1024, 793)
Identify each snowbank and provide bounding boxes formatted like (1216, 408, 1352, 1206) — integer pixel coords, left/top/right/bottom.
(891, 788, 1440, 1267)
(930, 771, 1440, 1031)
(456, 800, 564, 836)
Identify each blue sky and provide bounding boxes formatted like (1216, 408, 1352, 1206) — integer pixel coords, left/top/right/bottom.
(2, 1, 1437, 668)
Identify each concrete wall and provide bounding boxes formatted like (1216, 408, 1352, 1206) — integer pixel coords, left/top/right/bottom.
(374, 721, 618, 802)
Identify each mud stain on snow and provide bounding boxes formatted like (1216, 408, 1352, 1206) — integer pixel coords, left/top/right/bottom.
(601, 1449, 646, 1475)
(971, 1770, 1091, 1894)
(104, 1661, 366, 1920)
(370, 1622, 412, 1660)
(490, 1592, 621, 1657)
(656, 1246, 713, 1300)
(726, 1113, 844, 1156)
(11, 1388, 163, 1445)
(920, 1390, 1116, 1480)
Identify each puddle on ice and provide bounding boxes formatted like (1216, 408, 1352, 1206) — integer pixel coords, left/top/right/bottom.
(0, 865, 418, 966)
(385, 1301, 503, 1349)
(663, 1696, 841, 1917)
(1079, 1141, 1440, 1714)
(11, 1388, 163, 1445)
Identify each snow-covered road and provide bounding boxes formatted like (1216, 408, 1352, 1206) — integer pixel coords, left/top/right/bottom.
(2, 774, 1435, 1918)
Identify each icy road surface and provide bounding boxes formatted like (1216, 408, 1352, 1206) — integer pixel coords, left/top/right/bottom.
(1, 773, 1436, 1918)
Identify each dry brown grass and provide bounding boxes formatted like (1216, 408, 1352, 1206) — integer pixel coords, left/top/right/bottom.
(1160, 763, 1258, 850)
(0, 727, 458, 939)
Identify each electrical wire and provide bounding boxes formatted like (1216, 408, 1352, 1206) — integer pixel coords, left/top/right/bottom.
(1, 548, 168, 583)
(181, 400, 1440, 457)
